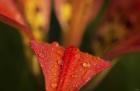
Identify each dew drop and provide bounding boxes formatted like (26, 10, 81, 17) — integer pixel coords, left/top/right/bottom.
(51, 83, 57, 88)
(71, 75, 77, 78)
(82, 62, 91, 68)
(57, 60, 62, 65)
(52, 42, 59, 47)
(38, 48, 46, 58)
(95, 57, 101, 60)
(38, 53, 45, 58)
(57, 60, 61, 64)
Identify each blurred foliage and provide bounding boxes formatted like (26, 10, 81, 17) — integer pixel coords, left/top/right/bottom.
(95, 52, 140, 91)
(0, 22, 44, 91)
(47, 9, 62, 43)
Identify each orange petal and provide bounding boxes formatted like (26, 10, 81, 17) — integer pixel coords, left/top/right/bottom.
(0, 0, 27, 29)
(55, 0, 104, 47)
(57, 46, 110, 91)
(31, 40, 64, 91)
(0, 0, 34, 39)
(31, 40, 111, 91)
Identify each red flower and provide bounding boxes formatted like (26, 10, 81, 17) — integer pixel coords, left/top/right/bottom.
(54, 0, 104, 47)
(0, 0, 26, 28)
(31, 40, 110, 91)
(0, 1, 111, 91)
(102, 0, 140, 59)
(0, 0, 50, 40)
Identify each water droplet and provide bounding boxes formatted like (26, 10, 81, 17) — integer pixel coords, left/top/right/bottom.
(57, 60, 62, 65)
(71, 75, 77, 78)
(38, 53, 44, 58)
(38, 48, 46, 58)
(52, 42, 59, 47)
(82, 62, 90, 68)
(51, 83, 57, 88)
(95, 57, 101, 60)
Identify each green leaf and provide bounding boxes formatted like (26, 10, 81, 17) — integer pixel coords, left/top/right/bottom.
(94, 52, 140, 91)
(0, 22, 40, 91)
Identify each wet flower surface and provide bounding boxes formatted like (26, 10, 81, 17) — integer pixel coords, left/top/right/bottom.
(31, 40, 110, 91)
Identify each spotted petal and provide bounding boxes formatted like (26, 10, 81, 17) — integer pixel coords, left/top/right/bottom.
(57, 46, 110, 91)
(31, 40, 64, 91)
(31, 40, 110, 91)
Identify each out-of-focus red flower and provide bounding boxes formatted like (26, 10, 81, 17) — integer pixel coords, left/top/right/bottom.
(105, 31, 140, 59)
(31, 40, 110, 91)
(0, 0, 50, 40)
(0, 0, 30, 34)
(105, 0, 140, 59)
(0, 0, 26, 28)
(55, 0, 104, 47)
(91, 0, 140, 59)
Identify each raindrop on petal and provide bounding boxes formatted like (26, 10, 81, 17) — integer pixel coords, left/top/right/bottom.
(95, 57, 101, 60)
(71, 75, 78, 78)
(51, 83, 57, 88)
(82, 62, 91, 68)
(57, 60, 62, 65)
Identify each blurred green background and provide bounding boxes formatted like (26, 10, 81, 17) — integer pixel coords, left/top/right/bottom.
(0, 22, 39, 91)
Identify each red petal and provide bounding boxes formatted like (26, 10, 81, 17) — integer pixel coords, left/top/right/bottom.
(31, 40, 110, 91)
(31, 40, 64, 91)
(57, 47, 110, 91)
(0, 0, 26, 28)
(0, 0, 34, 39)
(55, 0, 104, 47)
